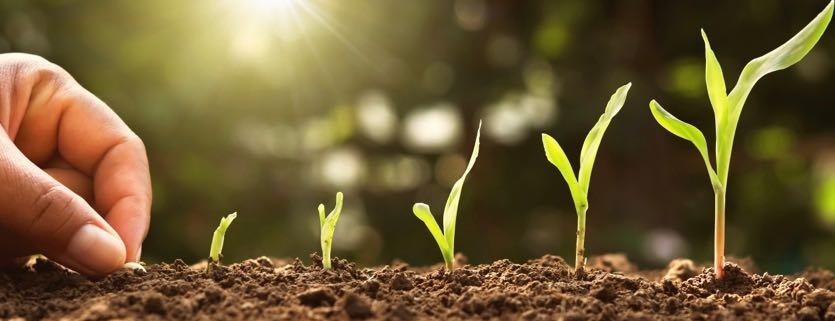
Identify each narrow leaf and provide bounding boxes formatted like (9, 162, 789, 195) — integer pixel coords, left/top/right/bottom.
(442, 121, 481, 253)
(578, 83, 631, 194)
(701, 29, 728, 119)
(320, 192, 344, 246)
(413, 203, 451, 259)
(649, 100, 721, 188)
(209, 212, 238, 263)
(728, 1, 833, 120)
(542, 133, 584, 208)
(602, 82, 632, 116)
(320, 192, 344, 269)
(318, 204, 326, 228)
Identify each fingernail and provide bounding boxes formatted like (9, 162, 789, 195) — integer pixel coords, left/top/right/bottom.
(67, 225, 126, 274)
(136, 245, 142, 262)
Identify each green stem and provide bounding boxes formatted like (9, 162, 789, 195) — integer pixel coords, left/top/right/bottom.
(714, 190, 726, 279)
(322, 245, 332, 269)
(444, 255, 454, 271)
(575, 207, 588, 272)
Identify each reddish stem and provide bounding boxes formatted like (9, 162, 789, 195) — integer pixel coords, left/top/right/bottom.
(714, 191, 726, 279)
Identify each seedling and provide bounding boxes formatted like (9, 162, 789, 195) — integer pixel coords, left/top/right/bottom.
(208, 212, 237, 271)
(649, 1, 832, 279)
(413, 122, 481, 271)
(122, 262, 146, 273)
(318, 192, 344, 269)
(542, 83, 631, 272)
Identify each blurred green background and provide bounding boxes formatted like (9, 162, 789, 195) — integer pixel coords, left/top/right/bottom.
(2, 0, 835, 274)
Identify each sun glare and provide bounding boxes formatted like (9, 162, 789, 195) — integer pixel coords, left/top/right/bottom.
(223, 0, 310, 44)
(249, 0, 294, 13)
(218, 0, 371, 97)
(217, 0, 307, 61)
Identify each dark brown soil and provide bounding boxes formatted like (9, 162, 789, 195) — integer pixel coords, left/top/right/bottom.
(2, 254, 835, 321)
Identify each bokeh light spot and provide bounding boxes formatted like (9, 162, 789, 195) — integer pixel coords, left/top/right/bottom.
(534, 22, 568, 59)
(748, 126, 794, 160)
(483, 92, 556, 145)
(815, 152, 835, 227)
(668, 59, 703, 98)
(315, 147, 366, 188)
(523, 58, 558, 97)
(642, 229, 687, 264)
(402, 104, 462, 153)
(375, 155, 432, 191)
(454, 0, 487, 31)
(357, 90, 398, 144)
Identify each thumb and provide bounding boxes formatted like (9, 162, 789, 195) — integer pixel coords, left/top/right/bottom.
(0, 134, 125, 276)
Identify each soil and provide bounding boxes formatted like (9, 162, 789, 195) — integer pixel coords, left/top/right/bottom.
(2, 254, 835, 321)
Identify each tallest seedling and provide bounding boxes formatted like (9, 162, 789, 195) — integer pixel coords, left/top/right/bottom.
(542, 83, 631, 272)
(649, 2, 833, 279)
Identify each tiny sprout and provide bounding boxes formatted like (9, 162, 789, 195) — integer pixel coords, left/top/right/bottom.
(208, 212, 237, 269)
(542, 83, 631, 272)
(318, 192, 344, 269)
(649, 1, 832, 279)
(413, 121, 481, 271)
(122, 262, 146, 273)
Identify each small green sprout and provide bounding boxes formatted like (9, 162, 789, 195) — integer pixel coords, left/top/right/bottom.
(413, 121, 481, 271)
(542, 83, 631, 272)
(649, 1, 832, 279)
(318, 192, 344, 269)
(208, 212, 237, 269)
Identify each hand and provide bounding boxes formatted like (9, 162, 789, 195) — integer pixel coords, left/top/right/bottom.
(0, 53, 151, 276)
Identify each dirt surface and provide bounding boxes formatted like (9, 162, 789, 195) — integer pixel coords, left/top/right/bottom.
(2, 254, 835, 321)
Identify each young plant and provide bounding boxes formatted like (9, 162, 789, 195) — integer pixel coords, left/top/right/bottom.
(318, 192, 344, 269)
(208, 212, 238, 271)
(649, 1, 832, 279)
(413, 122, 481, 271)
(541, 83, 631, 272)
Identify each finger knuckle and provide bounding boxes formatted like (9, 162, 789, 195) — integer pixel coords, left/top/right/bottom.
(10, 56, 73, 101)
(28, 185, 84, 238)
(12, 55, 68, 81)
(126, 134, 146, 152)
(3, 53, 50, 67)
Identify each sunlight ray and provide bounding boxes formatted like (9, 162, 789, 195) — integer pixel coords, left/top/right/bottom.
(291, 0, 375, 68)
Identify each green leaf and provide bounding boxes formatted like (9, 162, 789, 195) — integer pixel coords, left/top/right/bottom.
(578, 83, 631, 194)
(649, 100, 721, 189)
(442, 121, 481, 254)
(714, 1, 832, 185)
(318, 204, 326, 228)
(700, 30, 728, 120)
(728, 1, 833, 122)
(320, 192, 344, 269)
(209, 212, 237, 263)
(320, 192, 344, 249)
(412, 122, 481, 270)
(542, 84, 630, 272)
(542, 133, 583, 208)
(413, 203, 452, 261)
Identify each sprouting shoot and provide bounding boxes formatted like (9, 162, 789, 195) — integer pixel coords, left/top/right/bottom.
(209, 212, 238, 266)
(413, 121, 481, 271)
(319, 192, 344, 269)
(648, 1, 832, 279)
(542, 83, 631, 272)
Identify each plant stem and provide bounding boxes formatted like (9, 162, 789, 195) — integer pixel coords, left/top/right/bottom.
(444, 253, 455, 271)
(575, 207, 587, 272)
(714, 190, 726, 279)
(323, 248, 331, 269)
